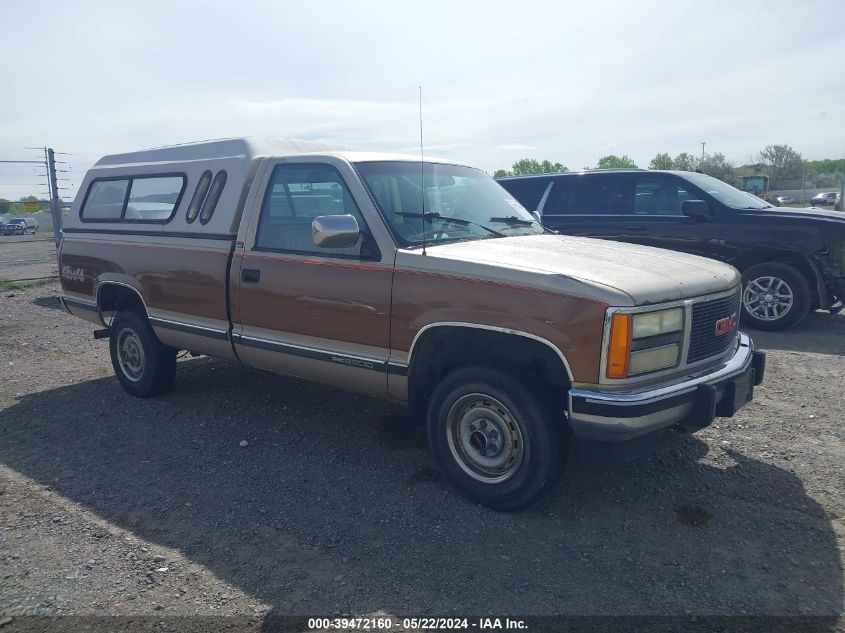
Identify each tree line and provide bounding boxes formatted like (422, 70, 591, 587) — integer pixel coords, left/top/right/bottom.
(0, 195, 46, 215)
(494, 145, 845, 191)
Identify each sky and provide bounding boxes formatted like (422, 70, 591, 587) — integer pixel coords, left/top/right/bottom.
(1, 0, 844, 200)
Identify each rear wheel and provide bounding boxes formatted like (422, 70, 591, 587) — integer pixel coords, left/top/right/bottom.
(426, 365, 568, 511)
(741, 262, 810, 331)
(109, 310, 177, 397)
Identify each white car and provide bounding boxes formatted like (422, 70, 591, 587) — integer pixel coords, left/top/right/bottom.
(810, 192, 837, 206)
(775, 195, 794, 206)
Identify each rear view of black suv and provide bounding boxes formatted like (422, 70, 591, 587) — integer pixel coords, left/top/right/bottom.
(498, 170, 845, 330)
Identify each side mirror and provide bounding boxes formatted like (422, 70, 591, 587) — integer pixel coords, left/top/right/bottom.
(682, 199, 711, 221)
(312, 214, 361, 249)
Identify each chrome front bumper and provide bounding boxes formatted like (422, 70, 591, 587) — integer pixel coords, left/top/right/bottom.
(568, 333, 766, 442)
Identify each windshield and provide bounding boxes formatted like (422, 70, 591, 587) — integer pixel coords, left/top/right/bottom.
(683, 172, 772, 209)
(355, 161, 543, 247)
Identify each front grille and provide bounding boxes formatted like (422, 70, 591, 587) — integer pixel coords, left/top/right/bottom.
(687, 288, 742, 363)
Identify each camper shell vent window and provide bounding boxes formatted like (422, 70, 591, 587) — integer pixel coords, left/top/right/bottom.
(186, 170, 213, 224)
(199, 170, 227, 225)
(80, 174, 187, 223)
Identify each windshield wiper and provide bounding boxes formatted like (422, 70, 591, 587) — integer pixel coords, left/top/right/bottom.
(489, 215, 556, 234)
(488, 215, 535, 226)
(394, 211, 504, 237)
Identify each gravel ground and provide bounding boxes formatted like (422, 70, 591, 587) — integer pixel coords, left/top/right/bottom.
(0, 281, 843, 629)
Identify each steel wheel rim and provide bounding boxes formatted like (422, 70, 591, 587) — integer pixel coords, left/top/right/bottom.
(117, 328, 145, 382)
(743, 276, 794, 321)
(445, 393, 525, 484)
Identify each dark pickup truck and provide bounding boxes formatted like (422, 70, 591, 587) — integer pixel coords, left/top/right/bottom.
(498, 169, 845, 331)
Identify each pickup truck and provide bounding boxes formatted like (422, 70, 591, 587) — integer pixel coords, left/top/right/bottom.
(59, 138, 765, 510)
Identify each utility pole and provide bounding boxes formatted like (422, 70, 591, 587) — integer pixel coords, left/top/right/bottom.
(701, 141, 706, 159)
(46, 148, 62, 243)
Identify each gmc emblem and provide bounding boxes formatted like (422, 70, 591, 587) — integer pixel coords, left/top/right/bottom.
(715, 313, 738, 336)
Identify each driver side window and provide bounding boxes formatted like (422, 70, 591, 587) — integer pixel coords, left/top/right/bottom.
(255, 164, 375, 258)
(632, 177, 691, 215)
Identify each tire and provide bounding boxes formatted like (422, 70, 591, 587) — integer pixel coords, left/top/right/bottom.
(426, 364, 568, 511)
(109, 310, 177, 397)
(741, 262, 811, 331)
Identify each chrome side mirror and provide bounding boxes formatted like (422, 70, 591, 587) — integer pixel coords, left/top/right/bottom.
(312, 214, 361, 249)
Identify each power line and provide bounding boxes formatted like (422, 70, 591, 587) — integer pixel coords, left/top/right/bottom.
(0, 147, 93, 208)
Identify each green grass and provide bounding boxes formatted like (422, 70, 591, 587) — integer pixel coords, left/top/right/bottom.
(1, 277, 57, 291)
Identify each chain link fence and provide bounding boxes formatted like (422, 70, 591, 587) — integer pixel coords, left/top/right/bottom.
(0, 235, 58, 284)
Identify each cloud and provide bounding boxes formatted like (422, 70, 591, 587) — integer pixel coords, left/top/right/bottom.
(494, 144, 539, 151)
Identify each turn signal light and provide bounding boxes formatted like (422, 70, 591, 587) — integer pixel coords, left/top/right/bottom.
(606, 313, 631, 378)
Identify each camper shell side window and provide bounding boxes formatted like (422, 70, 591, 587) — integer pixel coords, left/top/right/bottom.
(80, 173, 187, 223)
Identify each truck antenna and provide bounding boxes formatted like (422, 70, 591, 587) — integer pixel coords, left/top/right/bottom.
(419, 85, 427, 256)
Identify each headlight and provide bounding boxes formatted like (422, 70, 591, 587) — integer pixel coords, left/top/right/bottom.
(606, 307, 685, 379)
(631, 307, 683, 339)
(628, 344, 680, 375)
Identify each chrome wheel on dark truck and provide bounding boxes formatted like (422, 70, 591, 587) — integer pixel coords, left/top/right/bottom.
(741, 262, 810, 331)
(109, 311, 177, 397)
(427, 365, 567, 511)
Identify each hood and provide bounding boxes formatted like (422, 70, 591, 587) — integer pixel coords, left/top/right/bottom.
(410, 234, 740, 306)
(755, 206, 845, 222)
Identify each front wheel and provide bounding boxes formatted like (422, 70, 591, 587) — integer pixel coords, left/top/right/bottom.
(741, 262, 811, 331)
(426, 365, 568, 511)
(109, 310, 177, 397)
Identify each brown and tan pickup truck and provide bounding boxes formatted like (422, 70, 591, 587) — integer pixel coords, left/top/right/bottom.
(59, 138, 766, 510)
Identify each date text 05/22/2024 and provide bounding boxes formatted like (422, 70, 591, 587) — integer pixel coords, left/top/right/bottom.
(307, 617, 528, 630)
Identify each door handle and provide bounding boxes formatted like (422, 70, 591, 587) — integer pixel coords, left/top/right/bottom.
(242, 268, 261, 283)
(624, 225, 647, 232)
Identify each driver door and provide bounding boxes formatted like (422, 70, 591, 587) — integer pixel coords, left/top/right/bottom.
(231, 160, 394, 396)
(616, 173, 712, 257)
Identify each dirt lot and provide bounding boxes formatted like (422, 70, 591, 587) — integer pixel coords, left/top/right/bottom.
(1, 281, 843, 629)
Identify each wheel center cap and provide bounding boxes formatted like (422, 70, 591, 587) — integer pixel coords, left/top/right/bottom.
(468, 423, 504, 458)
(469, 430, 488, 451)
(764, 293, 774, 302)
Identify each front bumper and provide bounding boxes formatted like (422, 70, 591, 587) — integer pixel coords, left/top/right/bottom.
(568, 333, 765, 442)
